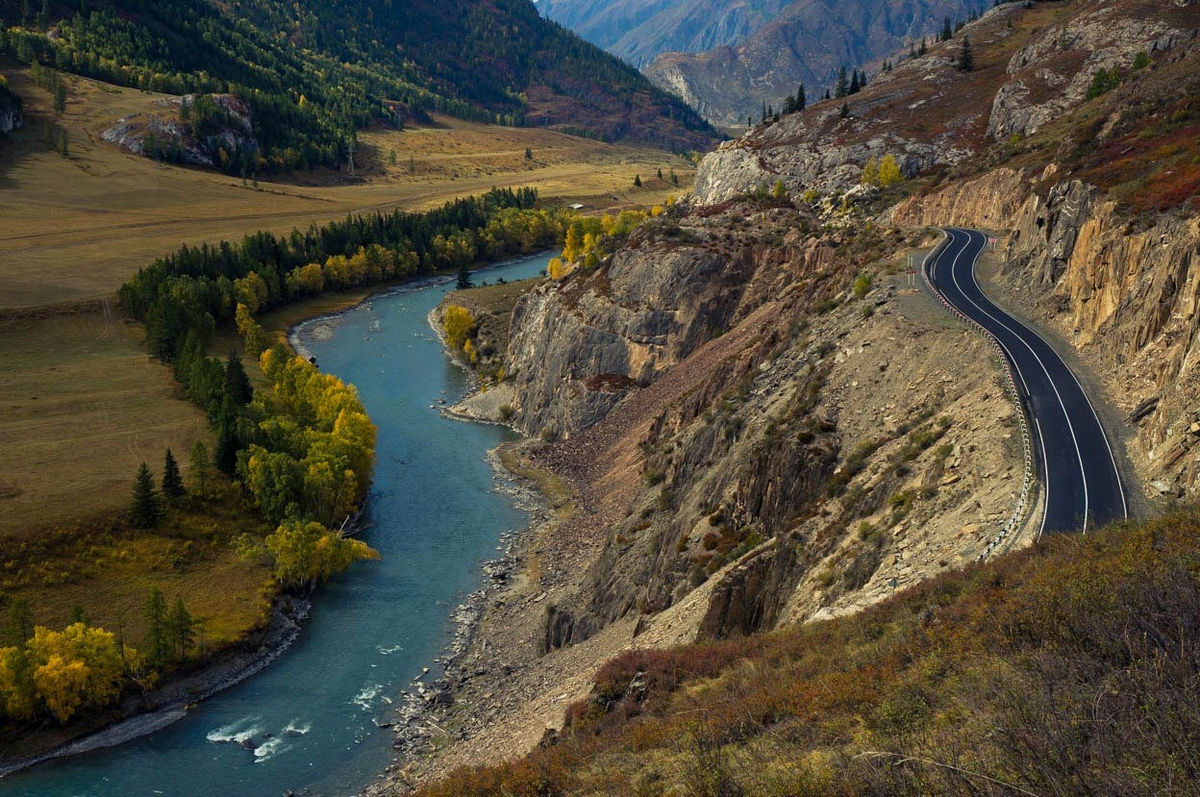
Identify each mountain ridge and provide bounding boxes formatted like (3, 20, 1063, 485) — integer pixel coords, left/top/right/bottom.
(0, 0, 715, 172)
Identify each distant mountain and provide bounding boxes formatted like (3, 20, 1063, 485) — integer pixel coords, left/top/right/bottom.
(0, 0, 714, 171)
(538, 0, 792, 68)
(643, 0, 983, 127)
(540, 0, 984, 129)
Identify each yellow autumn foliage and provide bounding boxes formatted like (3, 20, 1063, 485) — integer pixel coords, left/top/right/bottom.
(0, 623, 132, 723)
(443, 305, 477, 351)
(265, 519, 380, 587)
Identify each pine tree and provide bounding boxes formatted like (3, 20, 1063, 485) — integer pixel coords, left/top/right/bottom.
(823, 89, 831, 101)
(7, 598, 32, 647)
(223, 352, 252, 405)
(214, 420, 239, 475)
(797, 84, 806, 110)
(840, 103, 850, 118)
(162, 448, 185, 502)
(942, 17, 953, 41)
(633, 173, 642, 187)
(189, 440, 210, 497)
(835, 66, 849, 99)
(919, 38, 928, 55)
(130, 462, 161, 529)
(860, 70, 868, 89)
(959, 36, 974, 72)
(849, 70, 860, 95)
(656, 167, 663, 179)
(168, 597, 194, 662)
(143, 587, 168, 666)
(456, 265, 473, 290)
(525, 147, 533, 159)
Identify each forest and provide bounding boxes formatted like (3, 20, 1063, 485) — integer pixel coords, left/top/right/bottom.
(0, 0, 712, 173)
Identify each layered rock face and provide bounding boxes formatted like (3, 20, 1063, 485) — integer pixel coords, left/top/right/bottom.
(508, 216, 779, 438)
(505, 202, 1021, 652)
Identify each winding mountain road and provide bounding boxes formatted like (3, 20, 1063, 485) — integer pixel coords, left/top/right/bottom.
(924, 228, 1127, 536)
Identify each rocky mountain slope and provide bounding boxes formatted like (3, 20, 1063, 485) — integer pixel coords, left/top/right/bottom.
(384, 0, 1200, 788)
(644, 0, 980, 127)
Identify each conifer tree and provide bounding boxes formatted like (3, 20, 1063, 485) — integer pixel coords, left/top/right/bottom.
(189, 440, 211, 497)
(797, 84, 806, 110)
(942, 16, 953, 41)
(835, 66, 849, 99)
(143, 587, 168, 666)
(633, 173, 642, 187)
(130, 462, 161, 529)
(959, 36, 974, 72)
(223, 352, 252, 405)
(168, 597, 194, 661)
(456, 264, 473, 289)
(7, 598, 32, 647)
(849, 70, 860, 94)
(162, 448, 185, 502)
(919, 38, 928, 55)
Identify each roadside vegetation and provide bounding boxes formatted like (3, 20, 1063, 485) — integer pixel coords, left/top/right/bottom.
(419, 509, 1200, 795)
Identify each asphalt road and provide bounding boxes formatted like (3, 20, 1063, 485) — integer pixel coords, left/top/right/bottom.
(924, 228, 1127, 535)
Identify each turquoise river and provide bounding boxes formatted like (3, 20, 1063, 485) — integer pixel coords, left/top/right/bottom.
(3, 252, 553, 796)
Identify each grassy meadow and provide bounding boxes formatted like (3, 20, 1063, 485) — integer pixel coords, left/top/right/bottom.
(0, 62, 693, 310)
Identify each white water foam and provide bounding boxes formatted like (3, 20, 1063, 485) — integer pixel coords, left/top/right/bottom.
(283, 719, 312, 737)
(206, 717, 262, 744)
(352, 684, 382, 711)
(252, 737, 285, 763)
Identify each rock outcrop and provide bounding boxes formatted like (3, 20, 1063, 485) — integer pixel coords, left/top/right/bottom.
(102, 94, 259, 168)
(988, 9, 1186, 140)
(508, 213, 785, 438)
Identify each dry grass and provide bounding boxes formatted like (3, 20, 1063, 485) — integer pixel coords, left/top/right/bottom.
(0, 63, 693, 311)
(0, 311, 209, 534)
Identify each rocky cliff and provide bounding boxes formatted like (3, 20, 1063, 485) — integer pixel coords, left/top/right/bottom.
(503, 198, 1024, 657)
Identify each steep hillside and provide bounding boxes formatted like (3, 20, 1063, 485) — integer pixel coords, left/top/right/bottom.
(0, 0, 713, 173)
(643, 0, 982, 127)
(419, 510, 1200, 796)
